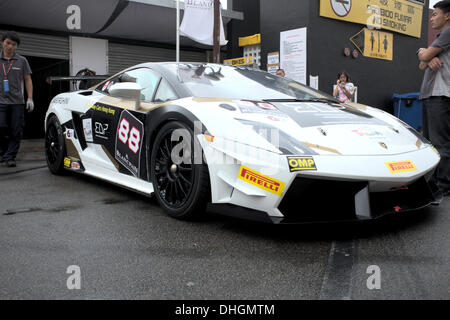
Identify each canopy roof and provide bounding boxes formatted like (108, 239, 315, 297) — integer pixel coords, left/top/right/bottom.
(0, 0, 243, 47)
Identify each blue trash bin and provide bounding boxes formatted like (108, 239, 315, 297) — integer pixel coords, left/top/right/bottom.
(392, 92, 422, 132)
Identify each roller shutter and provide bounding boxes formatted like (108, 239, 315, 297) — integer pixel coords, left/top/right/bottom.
(0, 30, 69, 60)
(108, 42, 206, 74)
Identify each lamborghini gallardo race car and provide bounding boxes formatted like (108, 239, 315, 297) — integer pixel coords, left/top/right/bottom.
(45, 63, 441, 223)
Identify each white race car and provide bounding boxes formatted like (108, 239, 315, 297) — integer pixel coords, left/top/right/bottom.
(45, 63, 441, 223)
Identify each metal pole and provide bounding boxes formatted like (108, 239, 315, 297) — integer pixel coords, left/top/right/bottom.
(176, 0, 180, 63)
(213, 0, 220, 63)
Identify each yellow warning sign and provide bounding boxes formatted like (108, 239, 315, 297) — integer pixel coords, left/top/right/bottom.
(364, 29, 393, 60)
(320, 0, 423, 38)
(350, 28, 393, 61)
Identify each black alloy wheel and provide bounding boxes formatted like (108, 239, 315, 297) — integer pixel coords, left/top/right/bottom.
(45, 115, 66, 174)
(150, 121, 210, 219)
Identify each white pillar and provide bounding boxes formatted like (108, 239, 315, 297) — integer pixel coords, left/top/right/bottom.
(176, 0, 180, 63)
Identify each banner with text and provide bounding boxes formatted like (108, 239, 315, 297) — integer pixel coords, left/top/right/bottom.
(280, 28, 307, 84)
(319, 0, 423, 38)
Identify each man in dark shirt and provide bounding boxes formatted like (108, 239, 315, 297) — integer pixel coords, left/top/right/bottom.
(0, 31, 34, 167)
(418, 1, 450, 197)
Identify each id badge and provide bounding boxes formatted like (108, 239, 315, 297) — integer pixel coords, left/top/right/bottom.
(3, 80, 9, 93)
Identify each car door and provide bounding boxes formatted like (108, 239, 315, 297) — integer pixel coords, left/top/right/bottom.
(85, 68, 161, 179)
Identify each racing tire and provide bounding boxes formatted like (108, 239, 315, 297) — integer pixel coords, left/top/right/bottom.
(150, 121, 211, 220)
(45, 115, 67, 175)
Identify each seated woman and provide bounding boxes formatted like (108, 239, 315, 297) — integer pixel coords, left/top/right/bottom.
(333, 71, 356, 103)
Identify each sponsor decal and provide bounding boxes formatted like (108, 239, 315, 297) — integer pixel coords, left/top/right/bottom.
(287, 156, 317, 172)
(256, 102, 277, 110)
(385, 161, 417, 173)
(64, 157, 82, 170)
(352, 129, 384, 137)
(238, 166, 285, 196)
(82, 118, 93, 142)
(52, 97, 69, 105)
(115, 110, 144, 177)
(65, 129, 75, 139)
(71, 161, 81, 170)
(102, 80, 111, 91)
(95, 122, 109, 140)
(64, 157, 71, 168)
(238, 100, 285, 117)
(87, 103, 116, 116)
(239, 100, 257, 107)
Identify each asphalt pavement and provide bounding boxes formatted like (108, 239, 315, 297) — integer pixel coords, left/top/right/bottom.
(0, 140, 448, 300)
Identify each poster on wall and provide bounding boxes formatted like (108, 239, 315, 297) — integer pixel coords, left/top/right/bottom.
(267, 52, 280, 75)
(280, 28, 307, 84)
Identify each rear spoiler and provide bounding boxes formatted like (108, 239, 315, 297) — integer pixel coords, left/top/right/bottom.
(47, 75, 109, 84)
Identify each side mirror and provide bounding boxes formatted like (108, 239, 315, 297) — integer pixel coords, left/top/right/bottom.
(109, 82, 142, 110)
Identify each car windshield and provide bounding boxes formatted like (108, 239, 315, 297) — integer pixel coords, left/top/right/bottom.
(165, 63, 338, 102)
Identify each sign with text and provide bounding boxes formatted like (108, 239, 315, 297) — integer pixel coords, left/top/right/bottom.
(224, 56, 254, 66)
(319, 0, 423, 38)
(280, 28, 307, 84)
(267, 52, 280, 65)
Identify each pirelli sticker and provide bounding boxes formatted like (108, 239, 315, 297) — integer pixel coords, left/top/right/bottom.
(238, 166, 285, 196)
(385, 161, 417, 173)
(287, 156, 317, 172)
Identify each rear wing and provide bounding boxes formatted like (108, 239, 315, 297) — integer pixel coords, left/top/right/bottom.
(47, 75, 110, 91)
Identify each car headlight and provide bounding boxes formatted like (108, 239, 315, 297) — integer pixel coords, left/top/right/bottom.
(236, 119, 318, 155)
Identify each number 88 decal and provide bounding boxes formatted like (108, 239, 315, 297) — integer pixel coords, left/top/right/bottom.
(118, 118, 141, 154)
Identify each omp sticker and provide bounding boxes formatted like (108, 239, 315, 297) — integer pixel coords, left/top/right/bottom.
(238, 166, 285, 196)
(64, 157, 71, 168)
(385, 161, 417, 173)
(287, 156, 317, 172)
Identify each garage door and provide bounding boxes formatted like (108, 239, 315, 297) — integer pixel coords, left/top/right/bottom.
(108, 42, 206, 74)
(0, 30, 69, 60)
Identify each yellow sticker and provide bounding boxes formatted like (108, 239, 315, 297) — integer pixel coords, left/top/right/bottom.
(64, 157, 71, 168)
(287, 156, 317, 172)
(385, 161, 417, 173)
(238, 166, 285, 196)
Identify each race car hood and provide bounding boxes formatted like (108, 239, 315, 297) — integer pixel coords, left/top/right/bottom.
(188, 98, 429, 156)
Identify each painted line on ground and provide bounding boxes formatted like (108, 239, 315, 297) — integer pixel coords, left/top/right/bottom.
(320, 239, 356, 300)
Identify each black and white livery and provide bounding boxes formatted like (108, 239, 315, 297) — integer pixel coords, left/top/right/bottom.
(45, 63, 441, 223)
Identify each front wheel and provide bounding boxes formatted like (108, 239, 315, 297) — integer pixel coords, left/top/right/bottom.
(45, 115, 66, 175)
(150, 121, 210, 220)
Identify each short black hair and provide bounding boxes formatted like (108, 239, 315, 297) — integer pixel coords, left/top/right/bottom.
(434, 1, 450, 14)
(2, 31, 20, 46)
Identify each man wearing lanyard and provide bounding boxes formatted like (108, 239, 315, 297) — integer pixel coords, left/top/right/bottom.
(0, 31, 34, 168)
